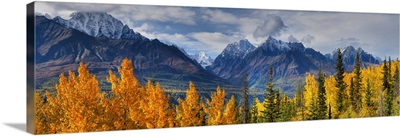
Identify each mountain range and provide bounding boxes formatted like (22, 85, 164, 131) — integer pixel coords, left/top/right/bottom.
(35, 12, 232, 91)
(35, 12, 381, 95)
(208, 36, 380, 93)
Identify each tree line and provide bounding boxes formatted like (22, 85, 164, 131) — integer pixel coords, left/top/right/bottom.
(35, 50, 400, 134)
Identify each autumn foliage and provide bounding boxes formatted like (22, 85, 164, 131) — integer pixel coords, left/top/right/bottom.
(35, 58, 240, 134)
(35, 57, 400, 134)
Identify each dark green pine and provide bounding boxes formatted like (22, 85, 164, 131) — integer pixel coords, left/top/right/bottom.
(335, 49, 348, 117)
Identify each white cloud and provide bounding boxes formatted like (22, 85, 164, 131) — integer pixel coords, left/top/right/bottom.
(288, 35, 299, 42)
(189, 32, 241, 56)
(202, 9, 239, 24)
(253, 14, 286, 39)
(301, 34, 315, 45)
(35, 2, 399, 58)
(35, 2, 197, 25)
(128, 6, 197, 25)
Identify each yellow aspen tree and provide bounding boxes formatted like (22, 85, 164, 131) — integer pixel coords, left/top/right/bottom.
(303, 73, 318, 120)
(44, 62, 104, 133)
(221, 96, 239, 125)
(141, 81, 174, 128)
(34, 92, 46, 134)
(107, 58, 144, 130)
(325, 75, 339, 118)
(43, 91, 60, 133)
(250, 95, 265, 123)
(204, 86, 226, 125)
(255, 97, 266, 117)
(176, 81, 204, 127)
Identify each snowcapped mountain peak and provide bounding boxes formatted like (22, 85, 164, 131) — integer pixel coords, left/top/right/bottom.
(44, 13, 52, 19)
(261, 36, 290, 52)
(199, 51, 207, 57)
(328, 46, 380, 65)
(190, 51, 214, 68)
(344, 46, 356, 53)
(53, 12, 147, 40)
(222, 39, 256, 58)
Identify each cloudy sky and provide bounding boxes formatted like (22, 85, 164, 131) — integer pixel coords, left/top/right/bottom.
(36, 2, 399, 59)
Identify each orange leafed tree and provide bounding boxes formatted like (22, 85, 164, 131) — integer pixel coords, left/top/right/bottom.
(221, 95, 239, 124)
(105, 58, 144, 130)
(40, 62, 105, 133)
(176, 81, 205, 127)
(141, 81, 176, 128)
(34, 92, 47, 134)
(204, 86, 226, 125)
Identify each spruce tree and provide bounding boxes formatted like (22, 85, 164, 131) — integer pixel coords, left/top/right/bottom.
(316, 69, 327, 119)
(295, 82, 305, 120)
(278, 92, 292, 122)
(241, 73, 250, 124)
(353, 51, 362, 113)
(262, 65, 278, 122)
(365, 79, 373, 108)
(275, 89, 281, 119)
(383, 58, 393, 116)
(394, 61, 400, 115)
(364, 79, 376, 117)
(394, 61, 399, 100)
(335, 49, 348, 117)
(328, 103, 332, 119)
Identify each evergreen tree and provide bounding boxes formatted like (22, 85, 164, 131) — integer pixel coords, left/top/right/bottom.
(316, 70, 327, 119)
(394, 61, 400, 101)
(262, 65, 279, 122)
(275, 89, 282, 120)
(328, 103, 332, 119)
(364, 79, 377, 117)
(278, 92, 295, 122)
(394, 61, 400, 116)
(353, 51, 363, 113)
(383, 58, 393, 116)
(335, 49, 348, 118)
(295, 82, 305, 120)
(241, 73, 250, 124)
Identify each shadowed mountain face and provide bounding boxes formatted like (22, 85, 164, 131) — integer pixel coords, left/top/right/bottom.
(325, 46, 381, 71)
(35, 15, 233, 91)
(209, 36, 334, 92)
(209, 36, 380, 93)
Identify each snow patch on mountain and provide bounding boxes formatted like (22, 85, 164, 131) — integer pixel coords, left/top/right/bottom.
(221, 39, 256, 58)
(190, 51, 214, 68)
(53, 12, 147, 40)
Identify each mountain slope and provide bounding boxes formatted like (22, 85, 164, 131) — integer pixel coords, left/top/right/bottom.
(35, 14, 233, 90)
(209, 37, 335, 93)
(208, 39, 256, 76)
(210, 36, 382, 94)
(325, 46, 381, 71)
